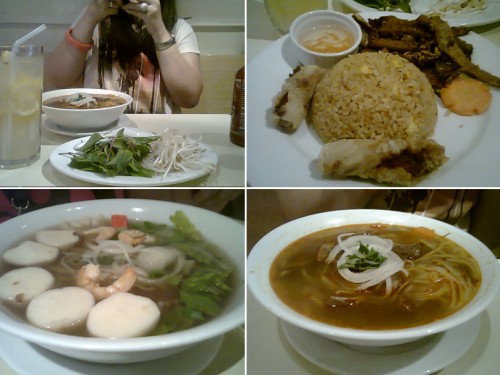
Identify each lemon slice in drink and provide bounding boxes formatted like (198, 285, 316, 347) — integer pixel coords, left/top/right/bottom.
(8, 82, 40, 116)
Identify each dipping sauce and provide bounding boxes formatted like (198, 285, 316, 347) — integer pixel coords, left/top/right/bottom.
(300, 25, 354, 54)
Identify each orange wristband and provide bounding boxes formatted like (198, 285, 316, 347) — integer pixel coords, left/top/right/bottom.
(65, 28, 94, 52)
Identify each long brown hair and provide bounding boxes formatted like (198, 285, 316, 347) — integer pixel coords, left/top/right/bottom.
(97, 0, 177, 82)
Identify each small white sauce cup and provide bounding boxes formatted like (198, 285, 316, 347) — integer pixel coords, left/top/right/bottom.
(290, 10, 362, 68)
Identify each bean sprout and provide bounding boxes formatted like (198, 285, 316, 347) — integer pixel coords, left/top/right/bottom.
(143, 129, 215, 179)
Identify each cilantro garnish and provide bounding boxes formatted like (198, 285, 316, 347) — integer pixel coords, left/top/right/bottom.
(338, 243, 387, 272)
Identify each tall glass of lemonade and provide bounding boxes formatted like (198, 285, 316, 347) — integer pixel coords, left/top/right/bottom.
(264, 0, 328, 34)
(0, 45, 43, 169)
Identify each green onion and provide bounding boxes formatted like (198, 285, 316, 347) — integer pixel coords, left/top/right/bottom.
(338, 243, 387, 272)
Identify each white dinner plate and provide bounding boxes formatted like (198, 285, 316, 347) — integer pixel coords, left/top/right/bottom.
(49, 128, 218, 186)
(281, 314, 480, 375)
(342, 0, 500, 27)
(247, 12, 500, 187)
(43, 115, 129, 137)
(0, 329, 223, 375)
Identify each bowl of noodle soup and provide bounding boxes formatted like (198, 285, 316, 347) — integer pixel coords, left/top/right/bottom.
(248, 209, 499, 348)
(0, 199, 244, 363)
(42, 88, 133, 131)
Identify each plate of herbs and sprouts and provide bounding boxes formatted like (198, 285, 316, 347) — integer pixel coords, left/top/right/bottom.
(342, 0, 500, 27)
(247, 11, 500, 187)
(49, 128, 217, 186)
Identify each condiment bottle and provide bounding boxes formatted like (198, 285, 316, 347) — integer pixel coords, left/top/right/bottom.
(230, 66, 245, 147)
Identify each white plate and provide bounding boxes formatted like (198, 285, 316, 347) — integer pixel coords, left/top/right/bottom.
(247, 12, 500, 187)
(281, 314, 480, 375)
(49, 128, 218, 186)
(0, 329, 223, 375)
(342, 0, 500, 27)
(43, 115, 130, 137)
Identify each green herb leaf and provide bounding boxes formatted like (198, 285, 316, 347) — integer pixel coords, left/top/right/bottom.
(339, 243, 387, 272)
(354, 0, 411, 13)
(62, 130, 160, 177)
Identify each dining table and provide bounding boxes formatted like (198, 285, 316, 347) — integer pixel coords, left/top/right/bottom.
(0, 114, 245, 187)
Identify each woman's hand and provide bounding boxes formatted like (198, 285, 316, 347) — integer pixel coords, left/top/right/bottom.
(121, 0, 203, 108)
(86, 0, 122, 24)
(122, 0, 169, 42)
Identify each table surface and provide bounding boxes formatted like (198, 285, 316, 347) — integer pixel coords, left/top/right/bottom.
(0, 114, 245, 187)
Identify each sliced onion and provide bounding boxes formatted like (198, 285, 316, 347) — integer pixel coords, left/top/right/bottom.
(325, 244, 342, 264)
(321, 233, 406, 291)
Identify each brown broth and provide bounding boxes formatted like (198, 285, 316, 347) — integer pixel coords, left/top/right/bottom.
(43, 94, 127, 109)
(270, 224, 481, 330)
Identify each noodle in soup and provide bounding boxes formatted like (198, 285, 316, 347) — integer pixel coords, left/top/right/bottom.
(270, 224, 481, 330)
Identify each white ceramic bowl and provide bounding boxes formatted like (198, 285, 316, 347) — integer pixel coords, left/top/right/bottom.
(42, 88, 133, 131)
(248, 209, 499, 348)
(0, 199, 244, 363)
(289, 10, 362, 68)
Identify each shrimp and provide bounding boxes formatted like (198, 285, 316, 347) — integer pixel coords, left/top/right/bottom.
(118, 229, 155, 246)
(76, 263, 136, 301)
(82, 226, 116, 241)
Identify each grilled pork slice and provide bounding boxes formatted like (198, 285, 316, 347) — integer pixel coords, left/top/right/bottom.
(425, 16, 500, 88)
(319, 139, 447, 186)
(272, 65, 327, 132)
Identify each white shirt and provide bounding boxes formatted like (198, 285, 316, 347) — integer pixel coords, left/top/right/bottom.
(83, 19, 199, 114)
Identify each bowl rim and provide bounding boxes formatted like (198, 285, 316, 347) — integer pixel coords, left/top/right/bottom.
(248, 209, 500, 343)
(290, 10, 362, 58)
(0, 199, 244, 352)
(42, 88, 133, 112)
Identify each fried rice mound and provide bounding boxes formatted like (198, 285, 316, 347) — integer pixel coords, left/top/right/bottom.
(311, 51, 437, 150)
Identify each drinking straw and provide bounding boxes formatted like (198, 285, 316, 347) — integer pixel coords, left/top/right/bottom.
(12, 24, 47, 53)
(10, 24, 46, 82)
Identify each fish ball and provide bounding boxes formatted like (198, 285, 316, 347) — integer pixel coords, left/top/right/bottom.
(35, 230, 79, 250)
(87, 292, 160, 338)
(26, 287, 95, 332)
(3, 241, 59, 266)
(136, 246, 180, 272)
(0, 267, 54, 304)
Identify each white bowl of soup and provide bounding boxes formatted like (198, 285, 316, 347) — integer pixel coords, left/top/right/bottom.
(0, 199, 244, 363)
(248, 209, 499, 348)
(289, 10, 362, 68)
(42, 88, 133, 131)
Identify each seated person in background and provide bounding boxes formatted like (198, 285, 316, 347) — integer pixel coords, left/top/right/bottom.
(45, 0, 203, 114)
